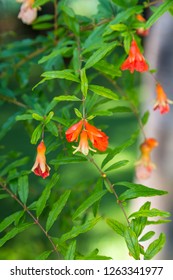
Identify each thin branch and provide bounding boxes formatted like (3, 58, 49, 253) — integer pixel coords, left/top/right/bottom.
(0, 182, 60, 258)
(0, 94, 27, 108)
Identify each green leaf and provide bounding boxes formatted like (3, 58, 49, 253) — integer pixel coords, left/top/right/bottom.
(141, 110, 150, 126)
(32, 113, 44, 121)
(118, 182, 168, 201)
(59, 217, 101, 243)
(16, 114, 33, 121)
(33, 0, 51, 8)
(80, 68, 88, 97)
(110, 23, 127, 31)
(147, 219, 171, 225)
(144, 233, 166, 260)
(36, 174, 59, 217)
(0, 194, 9, 200)
(18, 175, 29, 205)
(104, 160, 129, 172)
(101, 130, 139, 168)
(39, 47, 70, 64)
(145, 0, 173, 29)
(129, 209, 170, 219)
(0, 211, 24, 233)
(89, 85, 118, 100)
(0, 113, 19, 141)
(44, 111, 54, 124)
(54, 95, 81, 102)
(85, 42, 118, 69)
(31, 124, 43, 145)
(32, 23, 53, 30)
(130, 202, 150, 237)
(74, 108, 82, 118)
(0, 157, 29, 177)
(94, 60, 122, 78)
(50, 157, 87, 165)
(65, 240, 76, 260)
(46, 190, 71, 232)
(72, 190, 107, 220)
(124, 228, 140, 260)
(36, 250, 52, 260)
(106, 218, 126, 237)
(41, 70, 80, 83)
(0, 223, 32, 247)
(139, 231, 155, 242)
(46, 121, 59, 137)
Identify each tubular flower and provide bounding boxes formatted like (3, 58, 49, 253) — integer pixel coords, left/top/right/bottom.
(17, 0, 37, 25)
(73, 130, 96, 156)
(136, 14, 149, 37)
(153, 83, 173, 114)
(31, 140, 50, 179)
(85, 120, 109, 151)
(65, 119, 109, 155)
(121, 39, 149, 73)
(135, 138, 158, 180)
(65, 120, 83, 142)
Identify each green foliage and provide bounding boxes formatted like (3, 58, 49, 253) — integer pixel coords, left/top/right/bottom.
(0, 0, 171, 261)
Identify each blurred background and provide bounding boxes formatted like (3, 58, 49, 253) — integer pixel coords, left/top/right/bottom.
(0, 0, 172, 260)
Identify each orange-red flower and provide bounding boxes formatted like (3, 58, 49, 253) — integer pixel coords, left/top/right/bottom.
(17, 0, 37, 25)
(136, 14, 149, 37)
(135, 138, 158, 180)
(65, 120, 83, 142)
(65, 119, 109, 155)
(153, 83, 173, 114)
(85, 120, 108, 152)
(31, 140, 50, 179)
(121, 39, 149, 73)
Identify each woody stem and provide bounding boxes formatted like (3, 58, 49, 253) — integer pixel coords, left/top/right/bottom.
(87, 155, 130, 226)
(0, 182, 60, 258)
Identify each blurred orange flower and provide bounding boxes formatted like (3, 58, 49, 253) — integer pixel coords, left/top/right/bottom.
(17, 0, 37, 25)
(154, 83, 173, 114)
(135, 138, 158, 180)
(121, 39, 148, 73)
(32, 140, 50, 179)
(136, 14, 149, 37)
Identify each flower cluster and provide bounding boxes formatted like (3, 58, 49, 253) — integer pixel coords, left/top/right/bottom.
(135, 138, 158, 180)
(121, 39, 148, 73)
(153, 83, 173, 114)
(17, 0, 37, 25)
(65, 119, 109, 156)
(136, 14, 149, 37)
(31, 140, 50, 179)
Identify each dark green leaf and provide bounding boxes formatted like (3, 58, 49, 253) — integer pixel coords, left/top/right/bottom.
(18, 175, 29, 205)
(118, 182, 168, 201)
(0, 157, 29, 177)
(72, 190, 107, 220)
(106, 218, 126, 237)
(144, 233, 166, 260)
(46, 190, 71, 232)
(33, 0, 50, 8)
(124, 228, 140, 260)
(36, 174, 59, 217)
(46, 121, 59, 137)
(0, 211, 23, 233)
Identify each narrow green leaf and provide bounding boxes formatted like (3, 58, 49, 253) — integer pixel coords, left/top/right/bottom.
(118, 182, 168, 201)
(145, 0, 173, 29)
(33, 0, 50, 8)
(44, 111, 54, 125)
(36, 250, 52, 260)
(31, 124, 43, 145)
(144, 233, 166, 260)
(85, 42, 117, 69)
(139, 231, 155, 242)
(94, 60, 121, 78)
(74, 108, 82, 118)
(124, 228, 140, 260)
(46, 121, 59, 137)
(32, 113, 44, 121)
(59, 217, 101, 243)
(50, 157, 87, 165)
(141, 110, 150, 126)
(104, 160, 129, 172)
(39, 47, 70, 64)
(46, 190, 71, 232)
(65, 240, 76, 260)
(72, 190, 107, 220)
(101, 130, 139, 168)
(89, 85, 118, 100)
(0, 194, 9, 200)
(0, 211, 23, 233)
(110, 23, 127, 31)
(0, 223, 32, 247)
(36, 174, 59, 217)
(16, 114, 33, 121)
(18, 175, 29, 205)
(53, 95, 81, 102)
(0, 157, 29, 177)
(106, 218, 126, 237)
(41, 70, 80, 83)
(147, 220, 171, 225)
(80, 68, 88, 97)
(129, 209, 170, 219)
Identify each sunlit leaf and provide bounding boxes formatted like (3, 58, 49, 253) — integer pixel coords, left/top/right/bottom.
(144, 233, 166, 260)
